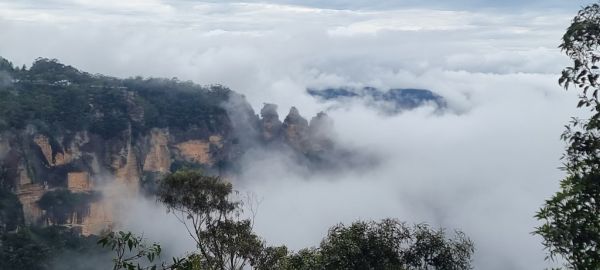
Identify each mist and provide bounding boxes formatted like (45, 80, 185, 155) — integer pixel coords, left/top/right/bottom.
(0, 0, 585, 269)
(112, 71, 579, 268)
(227, 71, 577, 269)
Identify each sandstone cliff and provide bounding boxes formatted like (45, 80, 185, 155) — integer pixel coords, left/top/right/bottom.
(1, 123, 234, 234)
(0, 57, 337, 235)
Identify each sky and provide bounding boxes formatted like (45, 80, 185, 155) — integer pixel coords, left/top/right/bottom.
(0, 0, 592, 269)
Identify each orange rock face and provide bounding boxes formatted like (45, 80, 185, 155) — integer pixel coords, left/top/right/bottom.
(16, 183, 45, 225)
(32, 133, 87, 167)
(67, 172, 92, 192)
(143, 129, 171, 173)
(79, 201, 112, 236)
(115, 143, 140, 194)
(176, 140, 213, 165)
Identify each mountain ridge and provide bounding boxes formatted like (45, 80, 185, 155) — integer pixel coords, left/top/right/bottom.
(307, 86, 446, 113)
(0, 56, 338, 235)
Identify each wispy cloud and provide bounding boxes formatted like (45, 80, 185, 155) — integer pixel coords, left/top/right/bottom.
(0, 1, 581, 269)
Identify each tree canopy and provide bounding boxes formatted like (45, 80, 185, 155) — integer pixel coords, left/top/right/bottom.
(157, 170, 263, 270)
(101, 170, 475, 270)
(535, 2, 600, 269)
(288, 219, 473, 270)
(0, 57, 231, 137)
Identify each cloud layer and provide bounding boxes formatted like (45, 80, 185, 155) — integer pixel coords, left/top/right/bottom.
(0, 1, 585, 268)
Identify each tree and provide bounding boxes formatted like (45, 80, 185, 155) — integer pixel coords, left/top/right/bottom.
(283, 248, 323, 270)
(253, 219, 474, 270)
(0, 228, 51, 270)
(105, 170, 475, 270)
(0, 226, 105, 270)
(157, 170, 264, 270)
(97, 231, 195, 270)
(252, 246, 291, 270)
(535, 3, 600, 269)
(0, 167, 23, 232)
(317, 219, 473, 270)
(37, 189, 101, 225)
(98, 231, 162, 270)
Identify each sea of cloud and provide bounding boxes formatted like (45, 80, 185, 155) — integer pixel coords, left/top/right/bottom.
(0, 1, 586, 268)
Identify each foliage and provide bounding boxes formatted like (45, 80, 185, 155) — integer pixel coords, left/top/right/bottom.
(0, 57, 13, 72)
(0, 226, 105, 270)
(0, 166, 23, 232)
(319, 219, 407, 269)
(154, 170, 475, 270)
(98, 231, 187, 270)
(25, 58, 93, 84)
(0, 227, 51, 270)
(283, 248, 323, 270)
(158, 170, 263, 270)
(0, 57, 231, 138)
(0, 187, 24, 232)
(100, 231, 254, 270)
(123, 78, 230, 132)
(37, 189, 101, 225)
(535, 2, 600, 269)
(284, 219, 473, 270)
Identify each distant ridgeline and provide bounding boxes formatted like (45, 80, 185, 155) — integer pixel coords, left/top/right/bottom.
(307, 87, 446, 113)
(0, 57, 339, 235)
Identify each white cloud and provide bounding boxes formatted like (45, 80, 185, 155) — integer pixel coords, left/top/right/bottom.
(235, 70, 578, 269)
(0, 1, 582, 268)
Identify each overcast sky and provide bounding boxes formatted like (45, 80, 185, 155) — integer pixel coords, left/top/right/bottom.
(0, 0, 592, 269)
(0, 0, 583, 11)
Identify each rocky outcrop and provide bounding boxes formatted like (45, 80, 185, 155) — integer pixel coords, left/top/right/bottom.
(114, 142, 140, 194)
(175, 140, 212, 165)
(65, 172, 112, 236)
(143, 129, 171, 173)
(80, 201, 112, 236)
(0, 56, 340, 237)
(32, 132, 88, 167)
(282, 107, 309, 153)
(308, 112, 335, 153)
(67, 172, 91, 192)
(256, 105, 335, 155)
(260, 104, 282, 142)
(33, 135, 53, 166)
(16, 183, 45, 225)
(1, 99, 338, 236)
(55, 131, 88, 166)
(6, 124, 233, 234)
(174, 135, 224, 166)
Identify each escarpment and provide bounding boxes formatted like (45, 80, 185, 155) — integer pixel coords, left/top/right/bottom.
(2, 124, 236, 234)
(0, 57, 337, 235)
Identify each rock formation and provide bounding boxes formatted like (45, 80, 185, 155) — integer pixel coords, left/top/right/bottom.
(143, 129, 171, 173)
(260, 103, 283, 142)
(256, 104, 335, 155)
(1, 123, 233, 234)
(0, 57, 339, 236)
(282, 107, 310, 153)
(308, 112, 335, 153)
